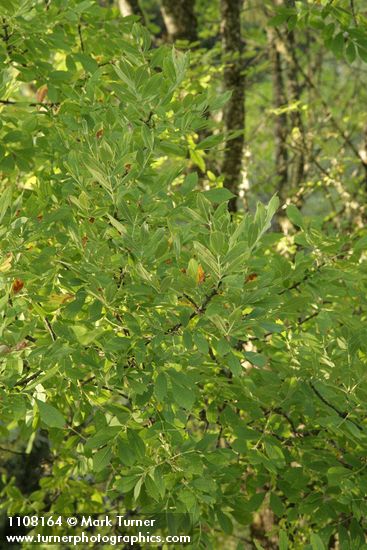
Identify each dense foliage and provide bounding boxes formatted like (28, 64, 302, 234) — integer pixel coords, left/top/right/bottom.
(1, 1, 367, 549)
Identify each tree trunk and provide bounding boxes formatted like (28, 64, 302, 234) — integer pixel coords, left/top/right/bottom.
(268, 25, 288, 199)
(285, 31, 305, 189)
(250, 507, 278, 549)
(160, 0, 198, 42)
(220, 0, 245, 212)
(284, 0, 306, 189)
(118, 0, 144, 19)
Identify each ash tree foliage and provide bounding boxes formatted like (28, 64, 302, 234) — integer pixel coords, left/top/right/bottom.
(1, 1, 367, 549)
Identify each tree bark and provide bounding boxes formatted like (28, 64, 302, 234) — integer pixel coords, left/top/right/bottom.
(285, 30, 305, 188)
(118, 0, 144, 19)
(268, 25, 288, 198)
(220, 0, 245, 212)
(160, 0, 198, 42)
(283, 0, 306, 189)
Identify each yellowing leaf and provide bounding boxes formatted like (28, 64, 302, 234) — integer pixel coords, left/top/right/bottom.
(0, 253, 13, 272)
(197, 264, 205, 284)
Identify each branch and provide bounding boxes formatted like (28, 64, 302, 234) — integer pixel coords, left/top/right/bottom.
(235, 299, 326, 350)
(78, 21, 84, 52)
(0, 99, 58, 108)
(309, 381, 363, 432)
(182, 293, 200, 311)
(2, 17, 12, 56)
(165, 285, 220, 336)
(15, 369, 43, 387)
(350, 0, 357, 26)
(272, 407, 298, 435)
(43, 315, 57, 341)
(0, 445, 28, 456)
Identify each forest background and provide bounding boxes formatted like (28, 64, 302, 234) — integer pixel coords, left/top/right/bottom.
(1, 0, 367, 548)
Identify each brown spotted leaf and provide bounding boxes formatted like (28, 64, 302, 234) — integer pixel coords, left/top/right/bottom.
(197, 264, 205, 284)
(12, 279, 24, 293)
(36, 85, 48, 103)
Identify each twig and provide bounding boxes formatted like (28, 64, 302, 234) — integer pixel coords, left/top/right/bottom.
(0, 445, 28, 456)
(43, 316, 57, 341)
(165, 285, 220, 336)
(273, 407, 297, 435)
(298, 309, 321, 325)
(14, 369, 43, 387)
(350, 0, 357, 26)
(80, 375, 130, 401)
(78, 21, 84, 52)
(101, 385, 130, 400)
(2, 17, 12, 56)
(309, 381, 363, 432)
(0, 99, 58, 108)
(182, 293, 200, 311)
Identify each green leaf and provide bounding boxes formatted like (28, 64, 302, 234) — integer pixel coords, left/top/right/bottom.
(270, 493, 285, 517)
(208, 90, 231, 111)
(107, 214, 127, 236)
(357, 45, 367, 63)
(179, 488, 196, 510)
(210, 231, 225, 255)
(268, 13, 290, 27)
(115, 475, 140, 494)
(265, 443, 286, 468)
(310, 533, 326, 550)
(217, 510, 233, 534)
(193, 241, 221, 278)
(286, 204, 303, 227)
(72, 325, 102, 345)
(266, 194, 280, 221)
(0, 185, 12, 223)
(345, 41, 356, 63)
(196, 134, 224, 150)
(172, 383, 196, 409)
(126, 430, 146, 458)
(187, 257, 199, 282)
(279, 530, 289, 550)
(193, 333, 209, 354)
(159, 140, 186, 157)
(36, 400, 66, 429)
(144, 474, 160, 502)
(93, 446, 112, 472)
(134, 476, 143, 500)
(172, 48, 188, 83)
(181, 172, 198, 194)
(330, 32, 344, 58)
(227, 353, 242, 376)
(85, 427, 121, 451)
(204, 188, 235, 203)
(117, 439, 137, 467)
(155, 372, 168, 401)
(190, 148, 206, 171)
(244, 351, 267, 367)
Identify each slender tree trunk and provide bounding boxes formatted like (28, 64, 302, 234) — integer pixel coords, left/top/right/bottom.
(118, 0, 144, 18)
(250, 507, 278, 550)
(268, 25, 288, 199)
(160, 0, 198, 42)
(220, 0, 245, 212)
(283, 0, 306, 189)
